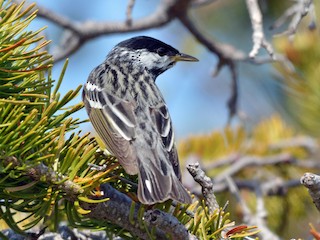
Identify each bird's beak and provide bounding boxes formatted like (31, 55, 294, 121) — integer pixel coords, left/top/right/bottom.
(172, 53, 199, 62)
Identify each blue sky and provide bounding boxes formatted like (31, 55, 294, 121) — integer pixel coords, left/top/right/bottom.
(28, 1, 276, 140)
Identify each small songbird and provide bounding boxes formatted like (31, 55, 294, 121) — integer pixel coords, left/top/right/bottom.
(82, 36, 198, 204)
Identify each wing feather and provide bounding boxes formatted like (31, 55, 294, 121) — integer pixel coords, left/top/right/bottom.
(149, 105, 174, 151)
(149, 104, 181, 179)
(84, 84, 139, 175)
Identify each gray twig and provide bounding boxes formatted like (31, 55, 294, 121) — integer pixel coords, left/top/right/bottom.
(203, 178, 301, 197)
(226, 61, 238, 123)
(245, 0, 274, 58)
(187, 162, 219, 214)
(271, 0, 315, 40)
(269, 136, 317, 153)
(126, 0, 136, 26)
(214, 152, 294, 183)
(191, 0, 219, 7)
(226, 176, 280, 240)
(301, 172, 320, 212)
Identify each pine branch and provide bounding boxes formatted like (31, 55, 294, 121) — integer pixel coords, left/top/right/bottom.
(81, 184, 168, 240)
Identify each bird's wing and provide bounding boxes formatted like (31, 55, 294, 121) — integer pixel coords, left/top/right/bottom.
(149, 104, 181, 179)
(83, 86, 139, 174)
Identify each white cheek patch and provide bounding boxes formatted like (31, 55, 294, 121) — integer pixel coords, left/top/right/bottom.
(138, 52, 159, 67)
(137, 51, 172, 70)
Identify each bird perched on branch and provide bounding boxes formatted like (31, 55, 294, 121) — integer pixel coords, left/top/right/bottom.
(82, 36, 198, 204)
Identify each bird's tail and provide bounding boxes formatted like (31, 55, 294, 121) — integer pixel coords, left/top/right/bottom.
(136, 153, 192, 205)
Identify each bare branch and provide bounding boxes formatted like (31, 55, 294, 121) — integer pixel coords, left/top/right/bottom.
(178, 12, 284, 121)
(226, 62, 238, 123)
(179, 15, 246, 65)
(187, 162, 219, 214)
(271, 0, 314, 39)
(211, 153, 320, 184)
(204, 177, 301, 196)
(269, 136, 318, 153)
(22, 1, 79, 33)
(226, 177, 281, 240)
(225, 176, 251, 219)
(14, 0, 193, 62)
(245, 0, 274, 58)
(214, 152, 294, 183)
(202, 153, 240, 171)
(254, 184, 281, 240)
(191, 0, 219, 7)
(202, 136, 319, 172)
(126, 0, 136, 26)
(301, 172, 320, 212)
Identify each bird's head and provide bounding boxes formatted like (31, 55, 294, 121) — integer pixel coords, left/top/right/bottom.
(109, 36, 198, 77)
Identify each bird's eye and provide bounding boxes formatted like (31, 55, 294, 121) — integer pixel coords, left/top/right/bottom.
(157, 48, 166, 56)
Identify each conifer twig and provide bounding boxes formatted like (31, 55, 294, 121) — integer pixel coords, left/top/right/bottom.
(4, 158, 83, 198)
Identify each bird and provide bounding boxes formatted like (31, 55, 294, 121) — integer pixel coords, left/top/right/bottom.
(82, 36, 198, 205)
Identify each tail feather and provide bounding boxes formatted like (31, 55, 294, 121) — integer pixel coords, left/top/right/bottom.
(137, 155, 191, 205)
